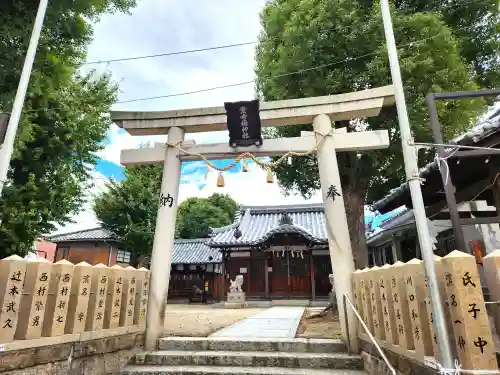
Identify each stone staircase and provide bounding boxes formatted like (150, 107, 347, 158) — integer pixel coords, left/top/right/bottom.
(119, 337, 366, 375)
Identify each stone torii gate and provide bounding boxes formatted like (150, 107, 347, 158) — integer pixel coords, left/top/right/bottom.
(111, 85, 395, 351)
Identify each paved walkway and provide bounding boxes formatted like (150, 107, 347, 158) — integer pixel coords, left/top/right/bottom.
(210, 306, 305, 338)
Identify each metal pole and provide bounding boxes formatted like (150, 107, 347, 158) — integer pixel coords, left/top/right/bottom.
(0, 0, 49, 198)
(379, 0, 454, 368)
(426, 94, 468, 252)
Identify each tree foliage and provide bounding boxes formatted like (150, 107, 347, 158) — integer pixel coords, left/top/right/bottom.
(0, 0, 136, 257)
(93, 165, 162, 265)
(93, 165, 239, 263)
(255, 0, 497, 267)
(177, 194, 239, 239)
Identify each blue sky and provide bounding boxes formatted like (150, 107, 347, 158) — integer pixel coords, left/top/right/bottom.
(54, 0, 398, 234)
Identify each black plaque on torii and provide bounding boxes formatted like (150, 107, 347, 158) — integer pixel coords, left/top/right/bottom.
(224, 100, 263, 148)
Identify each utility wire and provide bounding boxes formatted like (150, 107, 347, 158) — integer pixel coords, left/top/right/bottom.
(115, 23, 477, 104)
(84, 41, 257, 65)
(83, 0, 492, 66)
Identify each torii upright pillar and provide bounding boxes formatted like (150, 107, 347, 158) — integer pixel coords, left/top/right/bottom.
(314, 115, 358, 352)
(111, 85, 396, 350)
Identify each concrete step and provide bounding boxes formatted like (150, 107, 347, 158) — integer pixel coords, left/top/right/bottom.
(157, 337, 346, 353)
(134, 350, 363, 369)
(120, 365, 367, 375)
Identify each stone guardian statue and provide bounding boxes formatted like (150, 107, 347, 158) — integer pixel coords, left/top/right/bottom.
(229, 275, 244, 293)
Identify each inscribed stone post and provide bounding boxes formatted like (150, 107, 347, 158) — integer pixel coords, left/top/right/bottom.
(351, 270, 364, 334)
(42, 260, 74, 337)
(427, 255, 457, 361)
(85, 263, 109, 331)
(379, 264, 398, 344)
(483, 250, 500, 338)
(358, 268, 373, 333)
(366, 266, 385, 340)
(120, 266, 138, 327)
(65, 261, 92, 334)
(441, 251, 497, 370)
(388, 261, 413, 350)
(134, 267, 150, 327)
(104, 265, 126, 329)
(400, 259, 432, 356)
(0, 255, 27, 343)
(15, 258, 52, 340)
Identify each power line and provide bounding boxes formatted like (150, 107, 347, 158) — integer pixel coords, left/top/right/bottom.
(115, 23, 476, 104)
(84, 41, 257, 65)
(83, 0, 490, 66)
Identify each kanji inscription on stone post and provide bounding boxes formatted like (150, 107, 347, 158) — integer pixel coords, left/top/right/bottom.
(425, 255, 458, 361)
(134, 267, 150, 327)
(65, 261, 92, 334)
(0, 255, 27, 343)
(441, 251, 498, 370)
(366, 267, 385, 340)
(85, 263, 109, 331)
(482, 250, 500, 338)
(42, 260, 74, 337)
(105, 265, 126, 329)
(390, 261, 415, 351)
(120, 266, 138, 327)
(378, 264, 398, 344)
(15, 258, 52, 340)
(358, 268, 373, 332)
(351, 270, 364, 334)
(400, 259, 432, 356)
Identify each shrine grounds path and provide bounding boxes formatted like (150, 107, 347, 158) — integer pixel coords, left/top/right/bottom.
(162, 304, 263, 337)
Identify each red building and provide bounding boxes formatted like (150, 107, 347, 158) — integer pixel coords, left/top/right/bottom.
(34, 238, 57, 262)
(207, 203, 332, 301)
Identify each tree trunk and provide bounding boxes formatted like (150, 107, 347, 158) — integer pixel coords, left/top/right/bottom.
(343, 187, 369, 269)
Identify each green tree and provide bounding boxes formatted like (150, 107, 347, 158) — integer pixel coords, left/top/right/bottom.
(255, 0, 495, 267)
(93, 165, 239, 263)
(0, 0, 136, 257)
(93, 165, 163, 266)
(177, 194, 239, 239)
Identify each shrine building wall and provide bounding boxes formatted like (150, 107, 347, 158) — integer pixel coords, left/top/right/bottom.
(224, 248, 331, 300)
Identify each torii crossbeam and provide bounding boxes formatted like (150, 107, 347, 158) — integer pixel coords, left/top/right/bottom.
(111, 85, 396, 351)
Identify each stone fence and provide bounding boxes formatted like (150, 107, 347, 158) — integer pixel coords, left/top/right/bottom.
(352, 250, 500, 373)
(0, 255, 150, 374)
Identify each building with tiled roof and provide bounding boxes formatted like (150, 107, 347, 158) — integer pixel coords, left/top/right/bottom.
(373, 109, 500, 213)
(49, 228, 225, 301)
(52, 193, 500, 302)
(208, 203, 327, 248)
(368, 108, 500, 268)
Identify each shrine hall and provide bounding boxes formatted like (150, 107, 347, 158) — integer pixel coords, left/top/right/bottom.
(170, 203, 334, 301)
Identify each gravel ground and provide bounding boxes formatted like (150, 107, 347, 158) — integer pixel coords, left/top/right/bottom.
(296, 308, 342, 339)
(162, 304, 263, 337)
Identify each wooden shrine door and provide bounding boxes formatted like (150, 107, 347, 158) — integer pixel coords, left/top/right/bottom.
(249, 256, 266, 297)
(270, 251, 311, 298)
(314, 254, 333, 297)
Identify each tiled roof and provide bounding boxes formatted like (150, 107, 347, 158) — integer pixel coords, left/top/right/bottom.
(366, 209, 415, 244)
(379, 208, 414, 230)
(208, 203, 327, 247)
(172, 239, 221, 264)
(48, 227, 117, 242)
(373, 110, 500, 212)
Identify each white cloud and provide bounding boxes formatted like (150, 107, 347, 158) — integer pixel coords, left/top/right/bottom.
(179, 163, 322, 206)
(89, 0, 266, 164)
(55, 0, 324, 235)
(97, 124, 230, 165)
(53, 162, 322, 236)
(86, 0, 265, 112)
(51, 169, 110, 235)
